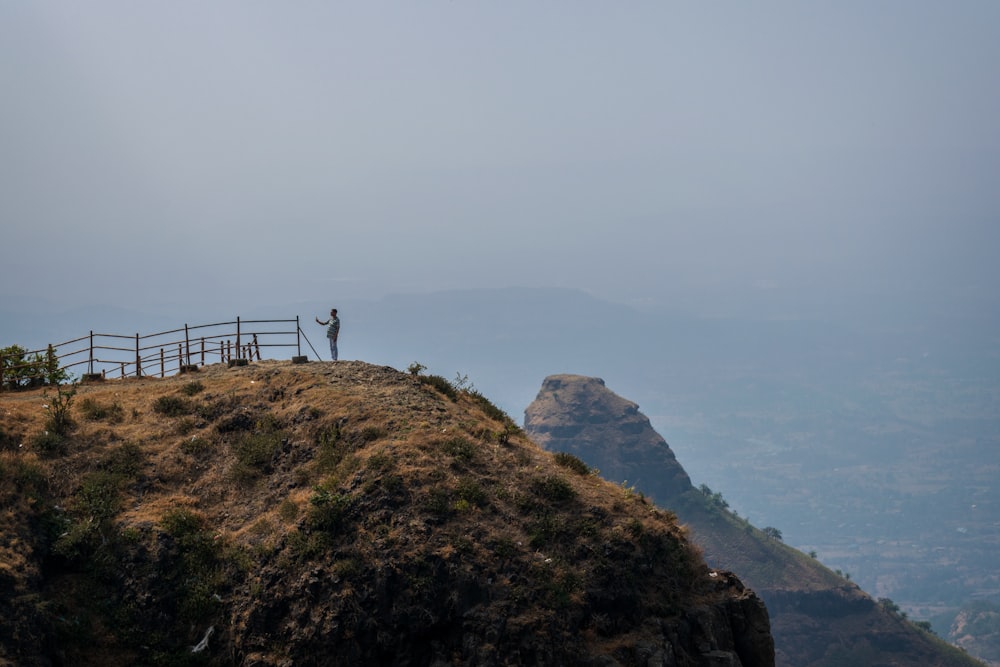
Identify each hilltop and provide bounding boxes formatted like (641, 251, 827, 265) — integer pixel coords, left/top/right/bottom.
(0, 361, 772, 666)
(524, 374, 984, 667)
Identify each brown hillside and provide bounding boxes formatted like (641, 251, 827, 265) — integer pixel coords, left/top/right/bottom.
(0, 361, 772, 666)
(524, 374, 984, 667)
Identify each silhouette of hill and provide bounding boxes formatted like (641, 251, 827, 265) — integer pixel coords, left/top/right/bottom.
(524, 374, 984, 667)
(0, 361, 773, 666)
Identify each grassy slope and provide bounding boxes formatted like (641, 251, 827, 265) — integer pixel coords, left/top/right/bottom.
(1, 361, 758, 666)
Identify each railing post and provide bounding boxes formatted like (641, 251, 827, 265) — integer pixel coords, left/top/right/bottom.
(135, 333, 142, 378)
(89, 330, 94, 376)
(236, 316, 241, 360)
(160, 348, 165, 378)
(201, 337, 205, 366)
(296, 316, 302, 357)
(185, 324, 191, 366)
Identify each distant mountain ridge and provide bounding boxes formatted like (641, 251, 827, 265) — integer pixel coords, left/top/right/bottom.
(524, 374, 984, 667)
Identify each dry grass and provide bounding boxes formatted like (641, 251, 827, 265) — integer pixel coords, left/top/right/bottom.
(0, 360, 719, 664)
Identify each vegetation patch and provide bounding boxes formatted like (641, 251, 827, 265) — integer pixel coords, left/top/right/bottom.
(307, 486, 354, 533)
(180, 380, 205, 396)
(419, 374, 457, 400)
(152, 395, 195, 417)
(79, 396, 124, 423)
(531, 474, 577, 503)
(553, 451, 591, 475)
(441, 436, 477, 463)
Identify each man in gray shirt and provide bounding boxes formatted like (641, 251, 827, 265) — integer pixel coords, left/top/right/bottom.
(315, 308, 340, 361)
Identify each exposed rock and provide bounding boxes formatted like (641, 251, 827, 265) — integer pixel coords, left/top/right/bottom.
(525, 373, 985, 667)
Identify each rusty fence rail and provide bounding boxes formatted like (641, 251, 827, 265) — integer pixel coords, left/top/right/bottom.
(1, 316, 317, 388)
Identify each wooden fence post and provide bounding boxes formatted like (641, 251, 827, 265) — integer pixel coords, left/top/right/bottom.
(160, 348, 165, 378)
(135, 333, 142, 378)
(89, 330, 95, 376)
(236, 317, 242, 360)
(201, 337, 205, 366)
(185, 324, 191, 366)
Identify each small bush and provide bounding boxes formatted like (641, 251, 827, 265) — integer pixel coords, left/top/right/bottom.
(531, 475, 577, 503)
(153, 395, 194, 417)
(216, 411, 256, 433)
(78, 397, 124, 423)
(456, 477, 487, 507)
(232, 430, 282, 471)
(180, 380, 204, 396)
(419, 374, 457, 400)
(181, 436, 214, 456)
(78, 470, 126, 519)
(553, 452, 590, 475)
(278, 498, 299, 523)
(100, 441, 144, 477)
(467, 389, 511, 424)
(30, 430, 67, 458)
(307, 487, 353, 532)
(441, 437, 476, 463)
(44, 384, 76, 435)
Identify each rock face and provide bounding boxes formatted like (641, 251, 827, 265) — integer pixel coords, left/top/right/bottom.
(525, 374, 984, 667)
(0, 361, 774, 667)
(525, 375, 692, 500)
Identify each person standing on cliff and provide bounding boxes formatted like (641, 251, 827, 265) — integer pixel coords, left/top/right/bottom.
(315, 308, 340, 361)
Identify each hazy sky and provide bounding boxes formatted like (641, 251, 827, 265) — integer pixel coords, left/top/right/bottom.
(3, 2, 998, 323)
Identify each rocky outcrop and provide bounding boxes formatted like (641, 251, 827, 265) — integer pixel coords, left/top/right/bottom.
(525, 375, 692, 501)
(525, 374, 985, 667)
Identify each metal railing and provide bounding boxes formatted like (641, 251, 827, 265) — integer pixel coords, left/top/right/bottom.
(1, 316, 320, 388)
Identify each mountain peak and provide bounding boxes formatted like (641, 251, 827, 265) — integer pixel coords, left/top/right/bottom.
(525, 373, 693, 502)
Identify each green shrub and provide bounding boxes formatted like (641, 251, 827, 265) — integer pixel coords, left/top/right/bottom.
(553, 452, 590, 475)
(30, 430, 67, 458)
(44, 384, 76, 435)
(231, 429, 283, 472)
(100, 441, 145, 477)
(1, 344, 68, 389)
(78, 470, 126, 519)
(466, 389, 512, 424)
(456, 476, 487, 507)
(180, 380, 204, 396)
(531, 474, 577, 503)
(419, 374, 457, 400)
(79, 397, 124, 423)
(307, 487, 353, 532)
(181, 436, 214, 456)
(441, 436, 476, 462)
(152, 395, 194, 417)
